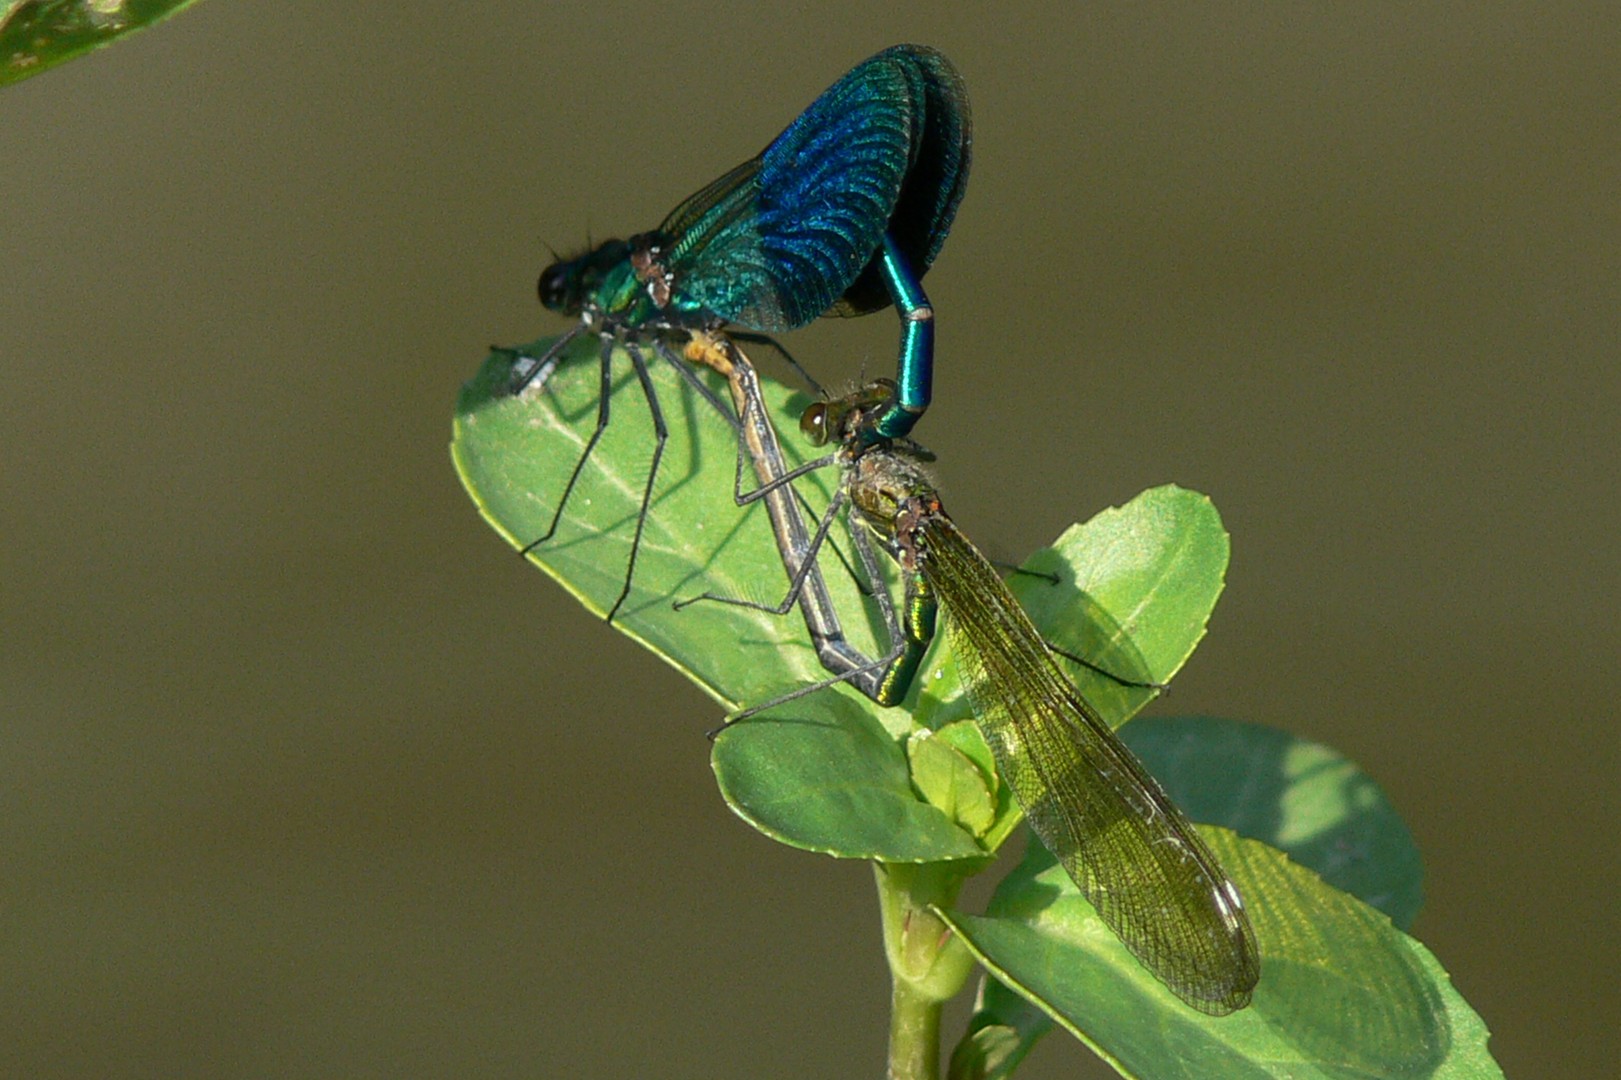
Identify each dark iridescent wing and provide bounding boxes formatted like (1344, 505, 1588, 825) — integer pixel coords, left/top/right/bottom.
(656, 158, 763, 246)
(833, 45, 972, 316)
(925, 516, 1261, 1015)
(660, 47, 925, 331)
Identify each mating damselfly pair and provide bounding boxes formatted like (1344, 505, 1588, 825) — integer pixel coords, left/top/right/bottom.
(465, 44, 1259, 1017)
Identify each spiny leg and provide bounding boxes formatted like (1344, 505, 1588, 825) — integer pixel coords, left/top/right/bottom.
(650, 338, 739, 431)
(675, 332, 869, 594)
(677, 339, 896, 702)
(657, 332, 872, 599)
(674, 452, 918, 720)
(719, 524, 926, 726)
(1048, 644, 1166, 693)
(674, 480, 848, 618)
(653, 334, 874, 612)
(603, 338, 669, 624)
(997, 561, 1060, 585)
(520, 333, 616, 558)
(992, 558, 1164, 691)
(804, 499, 868, 597)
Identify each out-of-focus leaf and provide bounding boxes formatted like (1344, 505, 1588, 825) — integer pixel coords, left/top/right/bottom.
(1, 0, 203, 88)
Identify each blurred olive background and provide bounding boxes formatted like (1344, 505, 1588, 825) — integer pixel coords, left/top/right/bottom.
(4, 4, 1613, 1077)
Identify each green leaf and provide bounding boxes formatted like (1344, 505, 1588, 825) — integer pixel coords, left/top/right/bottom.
(1122, 715, 1424, 928)
(907, 726, 998, 838)
(455, 339, 972, 861)
(455, 341, 1493, 1074)
(1031, 486, 1228, 715)
(915, 484, 1229, 733)
(453, 341, 1232, 863)
(454, 338, 886, 712)
(1, 0, 204, 88)
(940, 833, 1501, 1079)
(712, 693, 985, 863)
(948, 976, 1053, 1080)
(949, 714, 1430, 1073)
(932, 719, 998, 787)
(930, 718, 1024, 856)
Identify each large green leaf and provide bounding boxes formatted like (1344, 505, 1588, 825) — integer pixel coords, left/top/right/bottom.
(454, 337, 883, 712)
(915, 485, 1228, 732)
(948, 714, 1431, 1076)
(710, 692, 986, 863)
(454, 338, 976, 862)
(941, 832, 1499, 1080)
(1, 0, 203, 88)
(1123, 715, 1424, 929)
(453, 340, 1230, 863)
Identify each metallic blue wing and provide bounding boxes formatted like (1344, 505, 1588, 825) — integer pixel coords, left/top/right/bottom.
(834, 45, 972, 316)
(663, 46, 934, 331)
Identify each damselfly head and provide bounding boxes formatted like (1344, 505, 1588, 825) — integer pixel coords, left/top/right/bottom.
(538, 239, 632, 315)
(800, 379, 899, 447)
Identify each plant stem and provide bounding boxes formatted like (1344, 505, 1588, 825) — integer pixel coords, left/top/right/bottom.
(889, 971, 943, 1080)
(875, 862, 979, 1080)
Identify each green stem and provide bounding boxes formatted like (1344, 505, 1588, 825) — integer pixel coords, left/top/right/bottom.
(889, 972, 942, 1080)
(875, 862, 979, 1080)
